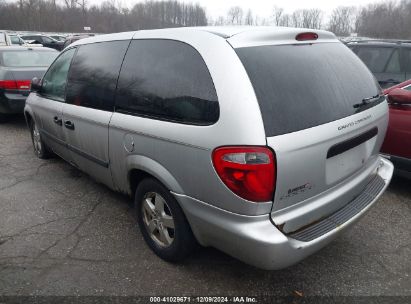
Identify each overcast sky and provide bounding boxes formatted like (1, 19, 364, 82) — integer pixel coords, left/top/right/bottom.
(107, 0, 380, 19)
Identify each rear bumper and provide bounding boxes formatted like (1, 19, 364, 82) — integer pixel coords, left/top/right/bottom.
(0, 93, 27, 114)
(174, 157, 393, 270)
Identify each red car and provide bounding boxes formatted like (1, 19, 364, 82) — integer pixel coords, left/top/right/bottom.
(381, 80, 411, 178)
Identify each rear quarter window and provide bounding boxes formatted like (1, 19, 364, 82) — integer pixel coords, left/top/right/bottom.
(115, 39, 219, 125)
(236, 43, 382, 137)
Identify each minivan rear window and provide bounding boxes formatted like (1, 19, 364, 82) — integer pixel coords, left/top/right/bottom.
(236, 43, 382, 137)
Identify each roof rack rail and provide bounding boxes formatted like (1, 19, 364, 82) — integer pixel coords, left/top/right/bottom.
(347, 39, 411, 44)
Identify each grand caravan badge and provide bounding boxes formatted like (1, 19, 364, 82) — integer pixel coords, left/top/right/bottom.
(338, 115, 372, 131)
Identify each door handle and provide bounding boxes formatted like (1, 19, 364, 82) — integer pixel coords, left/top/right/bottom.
(64, 120, 75, 130)
(53, 116, 62, 126)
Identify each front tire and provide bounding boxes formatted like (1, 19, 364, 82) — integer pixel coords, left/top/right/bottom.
(30, 120, 51, 159)
(135, 178, 196, 262)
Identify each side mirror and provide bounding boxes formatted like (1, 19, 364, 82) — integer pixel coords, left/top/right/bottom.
(31, 77, 42, 92)
(387, 88, 411, 105)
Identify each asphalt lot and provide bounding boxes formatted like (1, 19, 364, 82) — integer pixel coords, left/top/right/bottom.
(0, 115, 410, 297)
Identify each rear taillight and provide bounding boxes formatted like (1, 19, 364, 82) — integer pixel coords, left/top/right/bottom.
(0, 80, 31, 90)
(212, 146, 276, 202)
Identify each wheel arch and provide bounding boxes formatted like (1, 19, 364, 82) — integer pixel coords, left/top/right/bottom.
(24, 110, 33, 129)
(126, 155, 184, 199)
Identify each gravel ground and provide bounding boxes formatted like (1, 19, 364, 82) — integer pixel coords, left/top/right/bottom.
(0, 115, 410, 298)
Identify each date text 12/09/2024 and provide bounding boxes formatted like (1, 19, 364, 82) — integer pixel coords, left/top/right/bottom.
(150, 297, 258, 303)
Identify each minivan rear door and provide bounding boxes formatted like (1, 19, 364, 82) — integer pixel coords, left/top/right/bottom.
(235, 41, 388, 233)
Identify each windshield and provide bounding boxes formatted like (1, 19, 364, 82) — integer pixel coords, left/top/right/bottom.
(236, 42, 382, 137)
(2, 50, 58, 67)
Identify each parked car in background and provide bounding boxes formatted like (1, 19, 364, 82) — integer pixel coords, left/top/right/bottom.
(62, 34, 94, 49)
(24, 27, 393, 270)
(348, 40, 411, 89)
(381, 80, 411, 178)
(0, 31, 12, 46)
(21, 34, 64, 51)
(8, 34, 43, 47)
(50, 35, 67, 42)
(0, 47, 58, 122)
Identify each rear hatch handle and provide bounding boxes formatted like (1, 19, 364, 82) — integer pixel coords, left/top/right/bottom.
(327, 127, 378, 159)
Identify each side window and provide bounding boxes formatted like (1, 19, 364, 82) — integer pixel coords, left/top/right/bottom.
(10, 36, 19, 44)
(115, 40, 219, 125)
(41, 48, 76, 101)
(65, 41, 129, 112)
(385, 49, 401, 73)
(42, 36, 52, 43)
(25, 36, 40, 44)
(403, 49, 411, 73)
(356, 47, 394, 73)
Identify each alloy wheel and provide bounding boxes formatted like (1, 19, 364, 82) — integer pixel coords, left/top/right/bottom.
(32, 123, 42, 156)
(141, 192, 175, 247)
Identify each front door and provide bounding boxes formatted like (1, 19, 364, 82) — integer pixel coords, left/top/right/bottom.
(33, 48, 76, 161)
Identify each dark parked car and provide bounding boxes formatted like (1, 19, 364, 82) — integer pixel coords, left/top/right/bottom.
(348, 40, 411, 89)
(21, 34, 64, 51)
(63, 34, 94, 49)
(381, 80, 411, 178)
(0, 47, 58, 122)
(50, 35, 66, 42)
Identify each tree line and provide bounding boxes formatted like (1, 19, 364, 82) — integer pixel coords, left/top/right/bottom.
(214, 0, 411, 39)
(1, 0, 411, 39)
(0, 0, 208, 33)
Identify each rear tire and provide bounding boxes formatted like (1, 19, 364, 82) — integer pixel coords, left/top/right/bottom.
(30, 120, 51, 159)
(135, 178, 196, 262)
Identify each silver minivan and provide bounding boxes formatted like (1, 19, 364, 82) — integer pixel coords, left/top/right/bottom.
(24, 27, 394, 270)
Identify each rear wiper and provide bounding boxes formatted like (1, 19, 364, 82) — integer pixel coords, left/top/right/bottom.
(353, 94, 382, 109)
